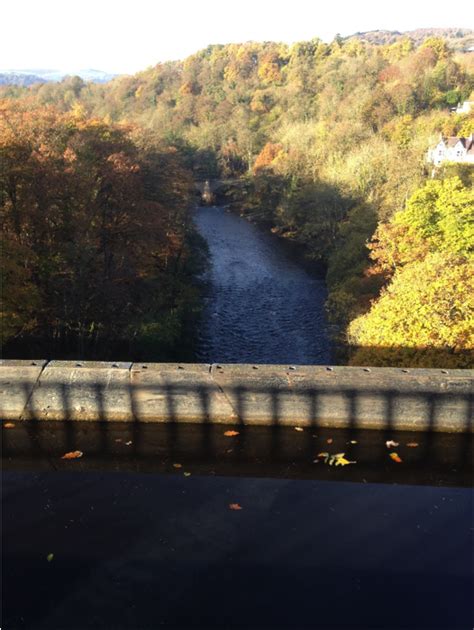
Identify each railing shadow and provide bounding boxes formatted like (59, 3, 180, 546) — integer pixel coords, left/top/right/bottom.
(1, 368, 472, 486)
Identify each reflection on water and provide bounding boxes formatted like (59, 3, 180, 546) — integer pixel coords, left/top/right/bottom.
(3, 421, 472, 628)
(194, 206, 332, 364)
(3, 421, 472, 487)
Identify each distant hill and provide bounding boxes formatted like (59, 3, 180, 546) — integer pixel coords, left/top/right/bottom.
(0, 73, 47, 86)
(0, 68, 118, 85)
(347, 28, 474, 50)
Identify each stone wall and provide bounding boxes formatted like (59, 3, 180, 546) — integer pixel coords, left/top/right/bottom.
(1, 360, 472, 432)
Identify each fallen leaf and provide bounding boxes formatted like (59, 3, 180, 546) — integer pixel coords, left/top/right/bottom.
(4, 422, 15, 429)
(406, 442, 419, 448)
(47, 553, 54, 562)
(333, 453, 356, 466)
(327, 438, 333, 444)
(224, 430, 239, 437)
(327, 452, 356, 466)
(294, 427, 304, 432)
(386, 440, 399, 448)
(61, 451, 83, 460)
(229, 503, 242, 510)
(183, 472, 191, 477)
(172, 463, 182, 469)
(317, 452, 356, 466)
(390, 452, 403, 463)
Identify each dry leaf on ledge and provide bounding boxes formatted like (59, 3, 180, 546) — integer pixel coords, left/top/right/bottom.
(61, 451, 83, 460)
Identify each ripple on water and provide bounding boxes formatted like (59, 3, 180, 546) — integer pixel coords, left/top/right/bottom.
(194, 206, 332, 365)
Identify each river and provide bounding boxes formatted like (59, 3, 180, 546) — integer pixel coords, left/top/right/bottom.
(194, 205, 332, 364)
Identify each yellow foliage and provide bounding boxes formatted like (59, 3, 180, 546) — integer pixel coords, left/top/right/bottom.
(348, 254, 474, 362)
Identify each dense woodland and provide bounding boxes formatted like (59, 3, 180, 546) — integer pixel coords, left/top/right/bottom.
(1, 32, 473, 365)
(0, 105, 206, 359)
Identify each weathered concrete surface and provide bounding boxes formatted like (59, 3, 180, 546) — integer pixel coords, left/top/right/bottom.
(210, 364, 473, 432)
(0, 360, 472, 432)
(0, 360, 47, 420)
(131, 363, 237, 423)
(22, 361, 133, 421)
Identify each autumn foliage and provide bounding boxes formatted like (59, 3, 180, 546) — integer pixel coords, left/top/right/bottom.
(1, 32, 473, 366)
(0, 101, 202, 359)
(348, 178, 474, 366)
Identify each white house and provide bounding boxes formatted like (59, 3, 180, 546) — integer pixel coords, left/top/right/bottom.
(455, 101, 473, 115)
(427, 133, 474, 166)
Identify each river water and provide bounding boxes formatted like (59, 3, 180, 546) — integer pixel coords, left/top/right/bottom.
(194, 206, 332, 364)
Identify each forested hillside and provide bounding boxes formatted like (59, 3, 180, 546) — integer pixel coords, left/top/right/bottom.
(0, 103, 206, 359)
(2, 34, 473, 365)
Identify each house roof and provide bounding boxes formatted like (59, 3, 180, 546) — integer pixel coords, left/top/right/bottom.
(446, 137, 464, 148)
(432, 134, 474, 154)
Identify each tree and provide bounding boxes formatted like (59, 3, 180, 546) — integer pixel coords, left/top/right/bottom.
(348, 254, 474, 367)
(369, 177, 474, 274)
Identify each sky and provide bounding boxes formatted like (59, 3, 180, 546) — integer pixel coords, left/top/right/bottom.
(2, 0, 472, 74)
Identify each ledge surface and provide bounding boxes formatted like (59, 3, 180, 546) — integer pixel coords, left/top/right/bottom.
(0, 361, 472, 432)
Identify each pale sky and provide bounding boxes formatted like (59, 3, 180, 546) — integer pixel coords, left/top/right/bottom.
(2, 0, 472, 74)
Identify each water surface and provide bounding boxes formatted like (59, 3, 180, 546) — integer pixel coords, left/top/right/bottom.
(194, 206, 332, 364)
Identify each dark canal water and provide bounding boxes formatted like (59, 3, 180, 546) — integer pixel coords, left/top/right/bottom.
(3, 421, 473, 629)
(194, 206, 332, 364)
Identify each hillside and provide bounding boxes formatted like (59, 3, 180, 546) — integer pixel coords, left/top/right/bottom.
(0, 72, 47, 86)
(348, 28, 474, 49)
(1, 34, 473, 366)
(0, 68, 117, 85)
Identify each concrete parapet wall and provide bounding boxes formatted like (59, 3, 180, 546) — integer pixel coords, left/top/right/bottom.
(0, 360, 472, 432)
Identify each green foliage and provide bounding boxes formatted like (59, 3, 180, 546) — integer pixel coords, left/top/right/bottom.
(1, 33, 472, 366)
(349, 177, 474, 367)
(348, 254, 474, 367)
(370, 177, 474, 273)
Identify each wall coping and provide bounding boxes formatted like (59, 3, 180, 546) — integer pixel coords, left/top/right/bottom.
(1, 361, 472, 432)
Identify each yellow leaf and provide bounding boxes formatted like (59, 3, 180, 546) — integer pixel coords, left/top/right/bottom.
(224, 430, 240, 437)
(390, 452, 403, 463)
(333, 454, 356, 466)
